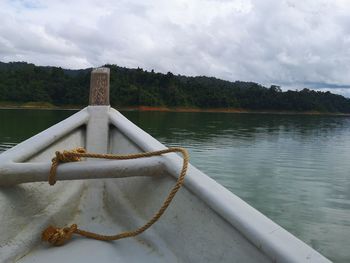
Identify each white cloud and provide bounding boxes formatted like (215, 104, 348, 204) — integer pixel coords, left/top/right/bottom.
(0, 0, 350, 95)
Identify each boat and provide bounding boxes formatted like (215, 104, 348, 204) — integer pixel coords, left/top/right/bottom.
(0, 68, 331, 262)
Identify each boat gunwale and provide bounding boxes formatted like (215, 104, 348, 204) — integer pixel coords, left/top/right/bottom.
(109, 107, 331, 263)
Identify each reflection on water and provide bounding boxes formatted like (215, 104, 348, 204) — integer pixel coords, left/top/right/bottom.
(1, 109, 350, 262)
(0, 109, 78, 152)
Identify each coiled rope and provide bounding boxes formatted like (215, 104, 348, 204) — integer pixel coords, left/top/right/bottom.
(42, 147, 189, 246)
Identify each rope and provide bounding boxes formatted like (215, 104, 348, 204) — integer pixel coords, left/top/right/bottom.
(42, 147, 189, 246)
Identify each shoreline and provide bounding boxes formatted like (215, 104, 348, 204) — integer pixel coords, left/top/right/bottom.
(0, 104, 349, 116)
(126, 106, 350, 116)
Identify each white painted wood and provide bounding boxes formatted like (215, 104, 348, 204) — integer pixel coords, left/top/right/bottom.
(86, 106, 109, 153)
(0, 158, 165, 185)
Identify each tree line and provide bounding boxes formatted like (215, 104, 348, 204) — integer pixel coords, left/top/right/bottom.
(0, 61, 350, 113)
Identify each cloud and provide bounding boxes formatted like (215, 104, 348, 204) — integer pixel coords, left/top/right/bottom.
(1, 0, 350, 95)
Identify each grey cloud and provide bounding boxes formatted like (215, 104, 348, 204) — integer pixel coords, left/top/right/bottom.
(1, 0, 350, 95)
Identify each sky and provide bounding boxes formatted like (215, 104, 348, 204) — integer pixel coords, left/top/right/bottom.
(1, 0, 350, 96)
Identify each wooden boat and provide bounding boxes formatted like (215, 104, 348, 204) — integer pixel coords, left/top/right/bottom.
(0, 68, 331, 262)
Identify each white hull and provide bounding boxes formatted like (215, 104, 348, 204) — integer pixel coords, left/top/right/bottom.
(0, 106, 331, 263)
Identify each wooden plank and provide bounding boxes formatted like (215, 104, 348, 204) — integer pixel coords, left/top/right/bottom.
(89, 67, 110, 105)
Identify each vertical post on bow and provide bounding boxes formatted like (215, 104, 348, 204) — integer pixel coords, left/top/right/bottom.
(86, 67, 110, 154)
(89, 67, 110, 105)
(86, 67, 111, 217)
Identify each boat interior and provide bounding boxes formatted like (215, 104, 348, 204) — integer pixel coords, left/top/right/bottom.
(1, 107, 273, 263)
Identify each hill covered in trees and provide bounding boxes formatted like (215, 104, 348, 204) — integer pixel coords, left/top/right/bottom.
(0, 61, 350, 113)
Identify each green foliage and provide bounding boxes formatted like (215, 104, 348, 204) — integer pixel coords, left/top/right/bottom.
(0, 61, 350, 113)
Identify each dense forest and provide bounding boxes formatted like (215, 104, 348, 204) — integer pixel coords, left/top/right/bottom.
(1, 61, 350, 113)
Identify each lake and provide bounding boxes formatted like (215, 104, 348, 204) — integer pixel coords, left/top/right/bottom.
(1, 109, 349, 262)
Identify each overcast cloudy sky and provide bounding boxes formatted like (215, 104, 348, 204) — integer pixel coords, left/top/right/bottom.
(1, 0, 350, 95)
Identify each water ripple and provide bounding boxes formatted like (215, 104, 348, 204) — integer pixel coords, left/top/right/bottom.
(0, 142, 16, 152)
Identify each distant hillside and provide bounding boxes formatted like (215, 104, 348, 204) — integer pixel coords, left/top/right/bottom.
(1, 61, 350, 113)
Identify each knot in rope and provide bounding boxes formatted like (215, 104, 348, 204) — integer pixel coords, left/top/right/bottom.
(42, 224, 78, 246)
(49, 148, 86, 185)
(53, 147, 86, 163)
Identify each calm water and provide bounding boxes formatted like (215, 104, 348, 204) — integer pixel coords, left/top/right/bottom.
(1, 109, 350, 262)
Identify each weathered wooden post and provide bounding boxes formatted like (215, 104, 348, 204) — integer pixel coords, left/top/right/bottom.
(89, 67, 110, 105)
